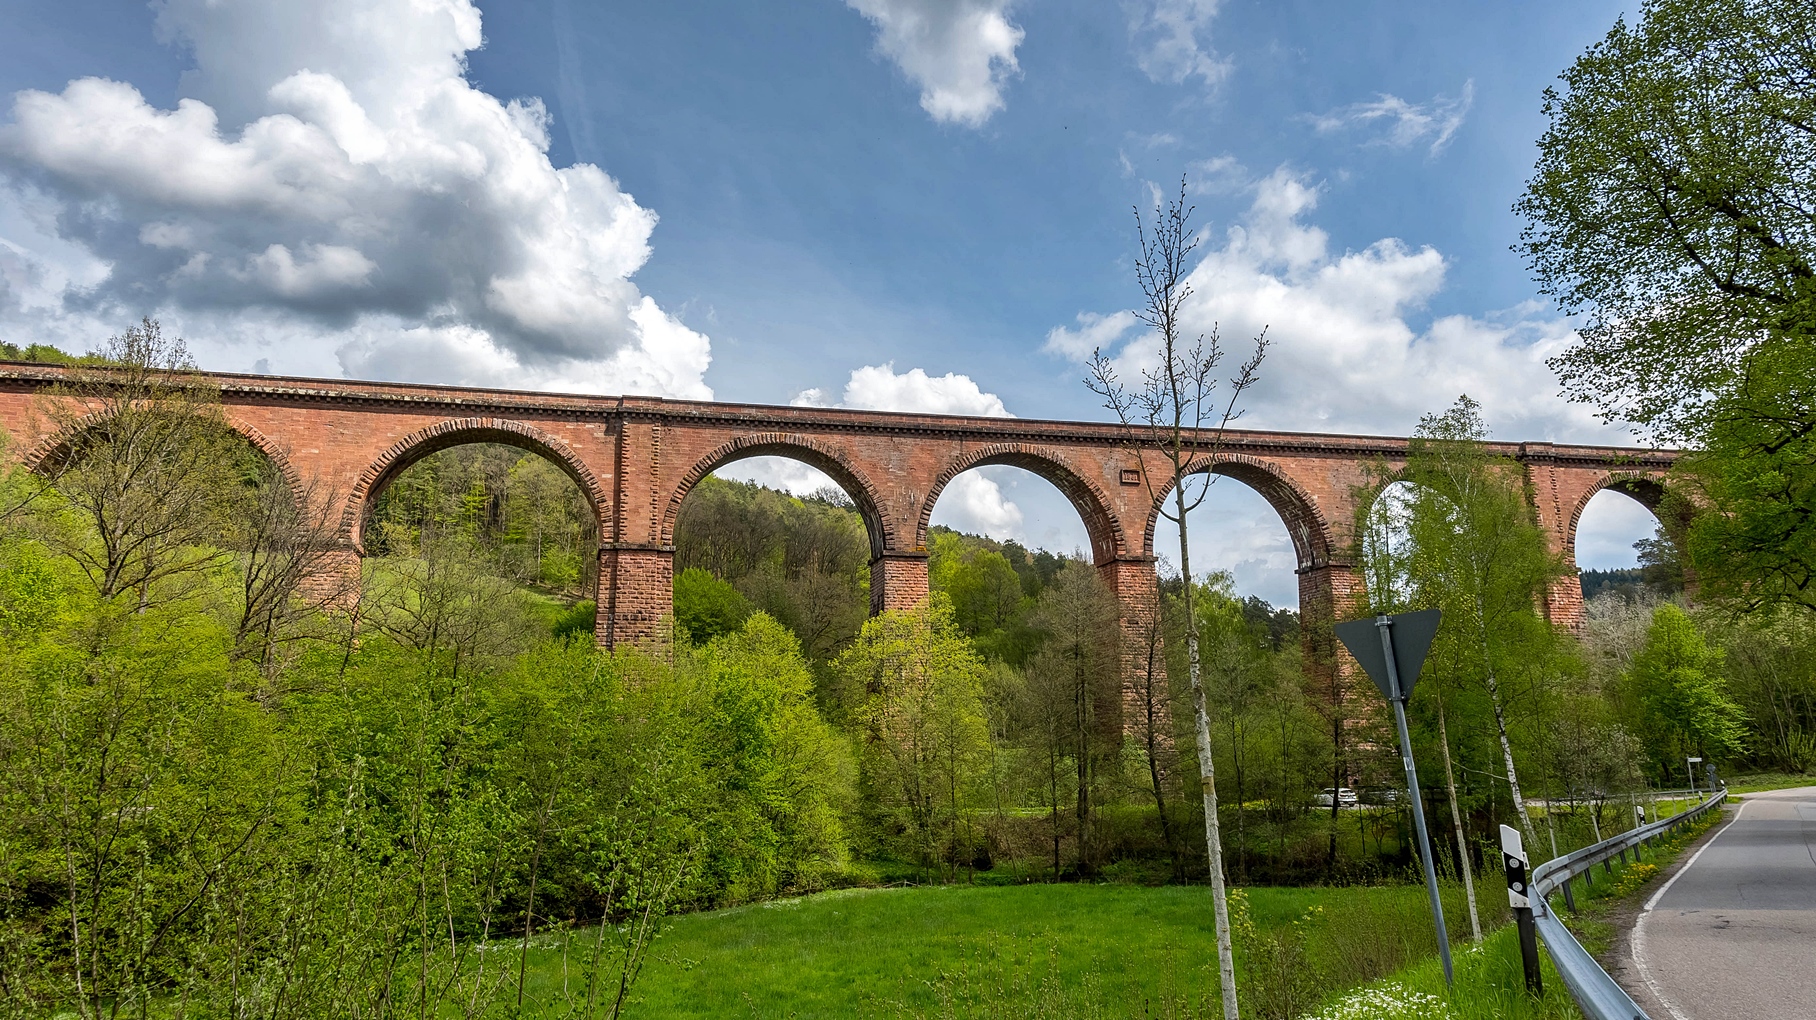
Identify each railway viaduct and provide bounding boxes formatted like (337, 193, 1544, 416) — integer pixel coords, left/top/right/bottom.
(0, 362, 1675, 697)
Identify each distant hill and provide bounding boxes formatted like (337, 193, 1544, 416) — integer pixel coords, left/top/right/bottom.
(1580, 567, 1646, 601)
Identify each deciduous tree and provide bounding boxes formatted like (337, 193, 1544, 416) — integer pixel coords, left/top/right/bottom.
(1023, 563, 1121, 873)
(1085, 177, 1267, 1020)
(1396, 398, 1571, 850)
(835, 598, 990, 875)
(1518, 0, 1816, 442)
(1626, 603, 1749, 772)
(32, 320, 244, 610)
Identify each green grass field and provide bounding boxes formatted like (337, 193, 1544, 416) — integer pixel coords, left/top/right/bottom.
(511, 878, 1550, 1019)
(1723, 772, 1816, 795)
(499, 792, 1772, 1019)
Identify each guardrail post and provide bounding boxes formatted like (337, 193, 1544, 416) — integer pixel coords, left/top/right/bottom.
(1501, 824, 1543, 996)
(1561, 874, 1575, 912)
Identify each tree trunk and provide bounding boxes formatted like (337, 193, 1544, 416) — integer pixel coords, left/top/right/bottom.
(1434, 687, 1481, 941)
(1484, 667, 1538, 848)
(1230, 711, 1247, 881)
(1475, 595, 1539, 849)
(1141, 627, 1180, 877)
(1176, 484, 1238, 1020)
(1074, 653, 1091, 873)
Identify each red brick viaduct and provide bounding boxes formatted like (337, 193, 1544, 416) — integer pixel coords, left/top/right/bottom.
(0, 363, 1674, 695)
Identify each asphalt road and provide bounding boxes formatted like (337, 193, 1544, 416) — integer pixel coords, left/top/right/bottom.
(1629, 787, 1816, 1020)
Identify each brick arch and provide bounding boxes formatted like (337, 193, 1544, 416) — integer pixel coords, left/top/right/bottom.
(1143, 452, 1337, 569)
(25, 407, 306, 499)
(662, 433, 895, 557)
(1564, 471, 1676, 551)
(917, 443, 1125, 563)
(223, 417, 304, 493)
(344, 417, 609, 552)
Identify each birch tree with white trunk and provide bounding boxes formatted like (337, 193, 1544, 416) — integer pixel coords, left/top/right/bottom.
(1086, 178, 1267, 1020)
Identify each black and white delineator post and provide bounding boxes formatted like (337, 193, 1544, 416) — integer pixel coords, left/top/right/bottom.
(1333, 609, 1451, 986)
(1500, 824, 1543, 995)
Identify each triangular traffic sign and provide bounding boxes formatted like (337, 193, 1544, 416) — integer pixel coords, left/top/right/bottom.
(1333, 608, 1442, 703)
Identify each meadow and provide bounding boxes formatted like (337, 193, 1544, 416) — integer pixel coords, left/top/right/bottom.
(515, 881, 1519, 1019)
(510, 799, 1736, 1020)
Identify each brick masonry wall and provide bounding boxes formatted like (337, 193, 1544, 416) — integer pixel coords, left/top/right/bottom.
(0, 365, 1678, 729)
(598, 545, 675, 650)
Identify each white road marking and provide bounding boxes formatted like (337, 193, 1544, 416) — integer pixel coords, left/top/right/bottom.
(1630, 797, 1755, 1020)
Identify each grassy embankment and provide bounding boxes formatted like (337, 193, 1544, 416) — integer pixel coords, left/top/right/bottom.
(1723, 772, 1816, 794)
(510, 878, 1592, 1020)
(507, 793, 1769, 1019)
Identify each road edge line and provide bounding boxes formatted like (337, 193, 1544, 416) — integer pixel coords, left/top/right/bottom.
(1630, 796, 1753, 1020)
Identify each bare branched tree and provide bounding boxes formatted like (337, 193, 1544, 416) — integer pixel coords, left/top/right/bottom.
(223, 470, 351, 672)
(34, 319, 243, 610)
(1085, 177, 1267, 1020)
(366, 526, 536, 677)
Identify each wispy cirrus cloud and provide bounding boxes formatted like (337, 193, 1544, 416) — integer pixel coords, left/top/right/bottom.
(1126, 0, 1229, 91)
(1309, 80, 1475, 156)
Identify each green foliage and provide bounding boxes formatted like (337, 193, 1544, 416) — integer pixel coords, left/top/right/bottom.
(1362, 398, 1581, 839)
(1201, 592, 1328, 868)
(34, 322, 252, 607)
(0, 518, 855, 1016)
(552, 598, 598, 644)
(1626, 604, 1750, 769)
(1014, 563, 1122, 875)
(673, 566, 752, 644)
(1521, 2, 1816, 623)
(369, 442, 599, 598)
(1517, 0, 1816, 440)
(834, 598, 991, 872)
(929, 530, 1040, 662)
(1712, 610, 1816, 772)
(0, 340, 105, 365)
(1681, 352, 1816, 615)
(683, 614, 855, 896)
(923, 527, 1100, 669)
(0, 535, 67, 638)
(674, 477, 869, 662)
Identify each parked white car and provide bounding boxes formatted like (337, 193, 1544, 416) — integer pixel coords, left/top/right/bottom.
(1314, 787, 1360, 807)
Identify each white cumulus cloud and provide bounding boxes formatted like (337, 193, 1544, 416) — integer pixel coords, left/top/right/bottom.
(1310, 81, 1475, 156)
(838, 362, 1013, 417)
(1056, 166, 1611, 443)
(1055, 165, 1628, 602)
(1127, 0, 1229, 91)
(0, 0, 710, 398)
(768, 362, 1026, 539)
(845, 0, 1024, 127)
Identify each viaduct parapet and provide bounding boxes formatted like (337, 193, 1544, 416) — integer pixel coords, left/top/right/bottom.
(0, 363, 1676, 706)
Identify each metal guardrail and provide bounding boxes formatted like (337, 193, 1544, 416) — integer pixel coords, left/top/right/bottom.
(1527, 790, 1728, 1020)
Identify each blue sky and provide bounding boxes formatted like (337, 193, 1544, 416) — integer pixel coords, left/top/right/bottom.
(0, 0, 1659, 604)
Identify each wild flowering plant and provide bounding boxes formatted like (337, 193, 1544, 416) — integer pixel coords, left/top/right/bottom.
(1299, 982, 1456, 1020)
(1611, 862, 1660, 897)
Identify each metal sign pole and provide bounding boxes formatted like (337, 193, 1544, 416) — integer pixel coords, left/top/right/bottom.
(1377, 615, 1453, 987)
